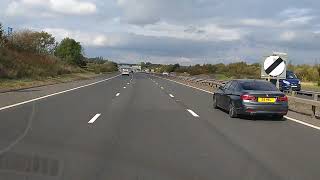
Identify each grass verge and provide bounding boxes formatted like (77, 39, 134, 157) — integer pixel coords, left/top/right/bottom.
(301, 82, 320, 91)
(0, 72, 109, 92)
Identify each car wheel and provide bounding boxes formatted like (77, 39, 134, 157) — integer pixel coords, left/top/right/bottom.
(213, 95, 218, 109)
(229, 102, 237, 118)
(273, 115, 285, 121)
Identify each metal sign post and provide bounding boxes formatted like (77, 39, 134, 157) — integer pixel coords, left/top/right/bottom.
(7, 27, 13, 42)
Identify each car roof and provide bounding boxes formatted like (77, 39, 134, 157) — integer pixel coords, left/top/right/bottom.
(231, 79, 272, 83)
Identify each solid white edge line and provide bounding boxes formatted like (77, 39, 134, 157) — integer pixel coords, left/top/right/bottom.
(116, 93, 120, 97)
(154, 75, 213, 94)
(284, 116, 320, 130)
(187, 109, 200, 117)
(0, 74, 121, 111)
(88, 114, 101, 124)
(153, 75, 320, 131)
(169, 94, 174, 98)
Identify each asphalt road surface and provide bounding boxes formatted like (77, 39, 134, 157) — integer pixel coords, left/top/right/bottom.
(0, 73, 320, 180)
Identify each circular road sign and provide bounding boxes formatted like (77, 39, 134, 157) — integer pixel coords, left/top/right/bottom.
(263, 56, 285, 77)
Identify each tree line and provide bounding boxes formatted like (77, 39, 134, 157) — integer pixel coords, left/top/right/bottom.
(142, 61, 320, 83)
(0, 23, 118, 79)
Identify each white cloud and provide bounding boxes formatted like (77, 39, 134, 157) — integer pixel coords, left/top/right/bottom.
(284, 16, 314, 25)
(280, 8, 315, 26)
(43, 28, 124, 47)
(240, 16, 314, 28)
(2, 0, 320, 64)
(129, 21, 243, 42)
(240, 18, 278, 27)
(6, 0, 96, 17)
(50, 0, 96, 15)
(116, 0, 161, 25)
(239, 7, 315, 29)
(280, 8, 311, 18)
(280, 31, 296, 41)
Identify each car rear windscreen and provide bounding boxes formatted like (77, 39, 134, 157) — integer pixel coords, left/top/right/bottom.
(286, 71, 297, 79)
(239, 81, 278, 91)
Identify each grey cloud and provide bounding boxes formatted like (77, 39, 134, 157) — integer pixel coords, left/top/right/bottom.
(1, 0, 320, 64)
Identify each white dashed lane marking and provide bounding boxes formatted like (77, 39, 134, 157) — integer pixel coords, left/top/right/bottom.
(187, 109, 200, 118)
(153, 75, 320, 131)
(88, 114, 101, 124)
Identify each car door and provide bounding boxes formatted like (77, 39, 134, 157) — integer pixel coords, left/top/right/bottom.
(219, 81, 232, 109)
(215, 84, 224, 107)
(222, 81, 236, 109)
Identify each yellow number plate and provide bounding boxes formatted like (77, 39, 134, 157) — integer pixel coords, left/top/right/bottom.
(258, 98, 276, 103)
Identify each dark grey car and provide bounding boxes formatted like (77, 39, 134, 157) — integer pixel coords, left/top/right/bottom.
(213, 79, 288, 119)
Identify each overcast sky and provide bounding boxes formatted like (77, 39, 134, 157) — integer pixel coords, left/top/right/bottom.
(1, 0, 320, 64)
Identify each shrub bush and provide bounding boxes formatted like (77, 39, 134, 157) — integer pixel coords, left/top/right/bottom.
(0, 47, 79, 79)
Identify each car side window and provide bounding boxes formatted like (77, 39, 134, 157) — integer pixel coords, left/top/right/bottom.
(228, 81, 236, 91)
(223, 81, 232, 90)
(232, 81, 240, 91)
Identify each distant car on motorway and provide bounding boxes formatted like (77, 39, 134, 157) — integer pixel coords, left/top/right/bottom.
(162, 72, 169, 76)
(279, 71, 301, 91)
(121, 68, 130, 76)
(144, 69, 150, 73)
(213, 79, 288, 119)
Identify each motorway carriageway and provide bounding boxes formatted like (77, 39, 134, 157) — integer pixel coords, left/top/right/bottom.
(0, 73, 319, 180)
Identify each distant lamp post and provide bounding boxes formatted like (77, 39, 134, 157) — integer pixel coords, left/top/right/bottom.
(7, 27, 13, 36)
(7, 27, 13, 41)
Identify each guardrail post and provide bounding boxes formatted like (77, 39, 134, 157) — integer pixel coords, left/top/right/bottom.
(312, 106, 316, 119)
(312, 94, 319, 119)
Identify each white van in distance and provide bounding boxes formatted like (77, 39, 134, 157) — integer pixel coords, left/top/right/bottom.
(121, 69, 130, 76)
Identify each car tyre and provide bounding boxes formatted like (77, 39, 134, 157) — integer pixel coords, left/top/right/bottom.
(213, 95, 218, 109)
(273, 115, 285, 121)
(229, 102, 237, 118)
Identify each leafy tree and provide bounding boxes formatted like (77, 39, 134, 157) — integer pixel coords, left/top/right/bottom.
(317, 64, 320, 86)
(172, 63, 180, 71)
(35, 31, 56, 54)
(214, 63, 227, 74)
(55, 38, 85, 66)
(140, 62, 146, 68)
(188, 64, 203, 75)
(0, 23, 5, 47)
(86, 56, 106, 64)
(163, 63, 180, 72)
(8, 30, 56, 54)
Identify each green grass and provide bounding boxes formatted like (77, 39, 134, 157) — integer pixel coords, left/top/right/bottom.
(214, 74, 233, 80)
(0, 72, 102, 91)
(301, 82, 320, 91)
(0, 47, 119, 91)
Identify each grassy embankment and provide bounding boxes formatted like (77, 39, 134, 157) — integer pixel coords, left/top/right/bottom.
(0, 47, 117, 91)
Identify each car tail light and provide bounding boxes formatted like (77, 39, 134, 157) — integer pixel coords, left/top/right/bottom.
(277, 96, 288, 102)
(241, 94, 256, 102)
(246, 109, 255, 113)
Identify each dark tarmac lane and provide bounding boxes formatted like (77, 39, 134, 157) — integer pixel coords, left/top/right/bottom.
(0, 73, 320, 180)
